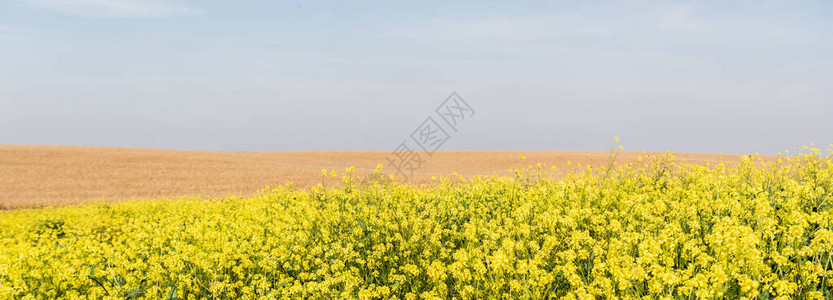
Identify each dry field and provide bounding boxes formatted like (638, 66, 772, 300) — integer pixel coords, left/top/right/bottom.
(0, 145, 763, 209)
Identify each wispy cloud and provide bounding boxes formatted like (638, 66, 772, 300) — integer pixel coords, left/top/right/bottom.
(386, 3, 821, 53)
(0, 83, 16, 93)
(0, 25, 27, 35)
(25, 0, 198, 17)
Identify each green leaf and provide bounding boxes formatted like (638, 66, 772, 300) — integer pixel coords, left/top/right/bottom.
(125, 288, 145, 299)
(114, 275, 127, 286)
(166, 285, 178, 300)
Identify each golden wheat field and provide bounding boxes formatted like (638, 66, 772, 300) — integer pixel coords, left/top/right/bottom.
(0, 145, 755, 210)
(4, 144, 833, 299)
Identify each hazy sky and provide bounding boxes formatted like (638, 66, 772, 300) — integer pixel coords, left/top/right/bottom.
(1, 0, 831, 154)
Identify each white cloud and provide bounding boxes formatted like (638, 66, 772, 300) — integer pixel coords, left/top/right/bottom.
(25, 0, 198, 17)
(0, 25, 27, 35)
(386, 3, 820, 53)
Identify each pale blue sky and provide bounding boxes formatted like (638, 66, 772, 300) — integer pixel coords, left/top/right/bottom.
(1, 0, 831, 154)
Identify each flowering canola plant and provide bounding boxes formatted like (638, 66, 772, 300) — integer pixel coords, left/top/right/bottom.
(1, 147, 833, 299)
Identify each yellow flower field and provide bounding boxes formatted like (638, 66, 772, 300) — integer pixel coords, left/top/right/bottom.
(1, 147, 832, 299)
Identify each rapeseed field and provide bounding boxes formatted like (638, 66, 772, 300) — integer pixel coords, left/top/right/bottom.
(1, 147, 832, 299)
